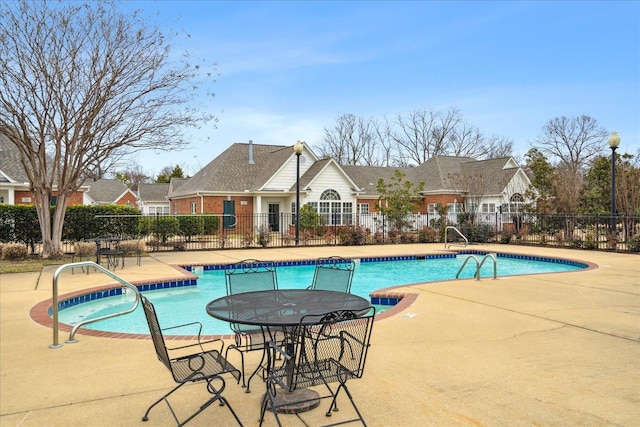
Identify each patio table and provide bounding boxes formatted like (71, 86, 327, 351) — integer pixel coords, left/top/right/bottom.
(206, 289, 370, 414)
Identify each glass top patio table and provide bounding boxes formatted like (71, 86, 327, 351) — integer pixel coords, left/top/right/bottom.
(206, 289, 370, 327)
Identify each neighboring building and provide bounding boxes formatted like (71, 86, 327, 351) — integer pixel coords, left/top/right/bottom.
(167, 141, 533, 233)
(85, 178, 138, 208)
(137, 178, 190, 216)
(137, 182, 171, 215)
(0, 134, 88, 206)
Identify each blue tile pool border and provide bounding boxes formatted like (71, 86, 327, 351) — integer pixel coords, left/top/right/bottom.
(52, 251, 589, 315)
(50, 278, 197, 316)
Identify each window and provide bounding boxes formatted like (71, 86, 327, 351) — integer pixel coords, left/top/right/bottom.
(427, 203, 438, 214)
(357, 203, 369, 215)
(447, 203, 462, 214)
(316, 189, 352, 225)
(508, 193, 524, 213)
(481, 203, 496, 213)
(190, 202, 197, 214)
(150, 206, 170, 215)
(321, 189, 340, 200)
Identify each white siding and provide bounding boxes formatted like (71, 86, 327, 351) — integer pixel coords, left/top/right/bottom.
(264, 153, 313, 191)
(304, 164, 356, 205)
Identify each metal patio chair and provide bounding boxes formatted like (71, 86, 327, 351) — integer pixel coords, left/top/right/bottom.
(140, 296, 243, 426)
(309, 256, 356, 293)
(224, 259, 283, 392)
(260, 307, 376, 427)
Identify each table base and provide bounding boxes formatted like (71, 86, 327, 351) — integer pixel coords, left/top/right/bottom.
(265, 388, 321, 414)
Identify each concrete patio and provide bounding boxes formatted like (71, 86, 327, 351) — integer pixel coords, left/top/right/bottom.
(0, 243, 638, 426)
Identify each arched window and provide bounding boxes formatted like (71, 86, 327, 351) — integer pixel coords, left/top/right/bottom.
(320, 189, 341, 200)
(509, 193, 524, 213)
(315, 189, 352, 226)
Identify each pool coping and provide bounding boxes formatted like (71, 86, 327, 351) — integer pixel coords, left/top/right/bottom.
(30, 249, 597, 341)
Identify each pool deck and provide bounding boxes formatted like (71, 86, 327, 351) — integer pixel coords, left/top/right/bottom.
(1, 243, 638, 426)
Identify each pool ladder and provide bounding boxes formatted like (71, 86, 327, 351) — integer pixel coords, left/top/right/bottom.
(49, 261, 141, 348)
(444, 226, 468, 248)
(456, 253, 497, 281)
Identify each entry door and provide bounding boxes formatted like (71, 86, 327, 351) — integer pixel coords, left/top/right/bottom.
(223, 200, 235, 229)
(268, 203, 280, 232)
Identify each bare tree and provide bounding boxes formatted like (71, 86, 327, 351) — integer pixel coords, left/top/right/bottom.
(0, 0, 216, 257)
(319, 114, 382, 166)
(483, 134, 514, 159)
(115, 163, 153, 191)
(448, 122, 485, 158)
(391, 106, 462, 165)
(535, 115, 608, 173)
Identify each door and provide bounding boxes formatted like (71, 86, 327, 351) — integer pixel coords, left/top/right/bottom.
(268, 203, 280, 232)
(223, 200, 235, 229)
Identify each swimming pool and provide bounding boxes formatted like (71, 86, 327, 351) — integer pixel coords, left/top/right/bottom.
(55, 252, 587, 337)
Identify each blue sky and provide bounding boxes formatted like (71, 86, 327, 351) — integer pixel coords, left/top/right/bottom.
(130, 0, 639, 176)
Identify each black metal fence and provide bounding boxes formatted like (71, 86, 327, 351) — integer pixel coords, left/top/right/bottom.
(2, 210, 639, 254)
(62, 212, 640, 253)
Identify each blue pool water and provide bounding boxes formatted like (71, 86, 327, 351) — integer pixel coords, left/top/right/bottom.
(57, 254, 586, 336)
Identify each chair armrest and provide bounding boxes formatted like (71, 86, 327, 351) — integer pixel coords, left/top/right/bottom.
(162, 322, 225, 353)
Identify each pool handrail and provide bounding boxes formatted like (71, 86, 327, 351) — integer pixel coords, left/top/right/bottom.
(456, 255, 480, 281)
(444, 226, 468, 248)
(50, 261, 141, 348)
(456, 253, 498, 280)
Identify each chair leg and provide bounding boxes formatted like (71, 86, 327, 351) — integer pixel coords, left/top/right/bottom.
(142, 382, 185, 423)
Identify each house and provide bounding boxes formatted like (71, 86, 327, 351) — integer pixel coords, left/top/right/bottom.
(0, 134, 88, 206)
(85, 178, 138, 208)
(167, 141, 532, 233)
(137, 178, 188, 215)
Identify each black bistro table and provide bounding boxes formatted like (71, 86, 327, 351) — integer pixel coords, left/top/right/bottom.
(206, 289, 371, 413)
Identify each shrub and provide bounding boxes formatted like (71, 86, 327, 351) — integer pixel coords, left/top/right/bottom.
(74, 241, 97, 255)
(118, 239, 146, 255)
(339, 226, 367, 246)
(257, 226, 271, 248)
(2, 243, 28, 260)
(324, 231, 335, 245)
(417, 226, 438, 243)
(282, 233, 294, 246)
(499, 231, 513, 244)
(203, 216, 220, 235)
(139, 216, 179, 243)
(582, 232, 598, 250)
(628, 233, 640, 252)
(177, 216, 204, 241)
(568, 237, 583, 249)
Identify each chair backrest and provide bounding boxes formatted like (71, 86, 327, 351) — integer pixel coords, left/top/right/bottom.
(285, 307, 375, 391)
(310, 256, 355, 293)
(224, 259, 278, 295)
(141, 296, 172, 371)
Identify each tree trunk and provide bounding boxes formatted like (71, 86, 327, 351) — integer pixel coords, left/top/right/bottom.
(34, 189, 67, 258)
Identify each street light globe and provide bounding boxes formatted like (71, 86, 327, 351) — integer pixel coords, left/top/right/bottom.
(608, 131, 620, 149)
(293, 140, 304, 155)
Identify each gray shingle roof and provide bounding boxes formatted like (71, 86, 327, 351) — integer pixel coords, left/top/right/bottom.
(86, 179, 129, 204)
(340, 165, 401, 196)
(138, 183, 170, 202)
(0, 134, 30, 183)
(169, 143, 294, 196)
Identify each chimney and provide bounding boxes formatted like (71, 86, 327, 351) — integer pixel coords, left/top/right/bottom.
(248, 140, 254, 164)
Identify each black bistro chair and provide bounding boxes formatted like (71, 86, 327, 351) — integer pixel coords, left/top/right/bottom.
(224, 259, 283, 392)
(260, 307, 376, 427)
(140, 296, 243, 426)
(309, 256, 356, 293)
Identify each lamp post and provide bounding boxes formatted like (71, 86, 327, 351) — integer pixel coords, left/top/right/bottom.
(608, 131, 620, 235)
(293, 140, 304, 246)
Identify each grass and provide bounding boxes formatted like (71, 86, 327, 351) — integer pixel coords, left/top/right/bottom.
(0, 255, 73, 274)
